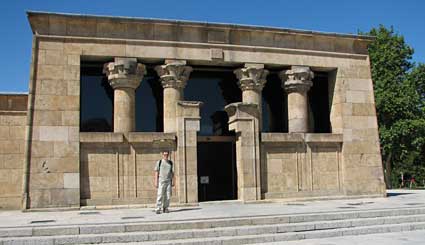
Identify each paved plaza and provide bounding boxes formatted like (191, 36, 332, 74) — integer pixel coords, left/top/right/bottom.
(0, 189, 424, 244)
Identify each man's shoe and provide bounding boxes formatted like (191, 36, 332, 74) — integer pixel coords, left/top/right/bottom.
(163, 208, 169, 213)
(155, 209, 161, 214)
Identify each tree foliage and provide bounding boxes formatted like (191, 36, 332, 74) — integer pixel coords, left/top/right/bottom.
(362, 25, 425, 188)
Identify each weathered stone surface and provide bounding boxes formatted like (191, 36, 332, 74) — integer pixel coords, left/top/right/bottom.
(0, 13, 384, 210)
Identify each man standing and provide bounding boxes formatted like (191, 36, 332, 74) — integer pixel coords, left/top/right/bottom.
(154, 151, 175, 214)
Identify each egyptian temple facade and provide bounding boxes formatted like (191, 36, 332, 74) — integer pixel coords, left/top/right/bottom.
(0, 12, 386, 209)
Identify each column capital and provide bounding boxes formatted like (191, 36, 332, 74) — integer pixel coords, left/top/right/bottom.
(155, 60, 193, 89)
(103, 58, 146, 90)
(280, 66, 314, 93)
(234, 65, 269, 92)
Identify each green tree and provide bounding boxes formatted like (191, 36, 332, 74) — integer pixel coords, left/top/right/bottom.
(363, 25, 425, 188)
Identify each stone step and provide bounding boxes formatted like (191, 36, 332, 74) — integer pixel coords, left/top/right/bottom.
(1, 206, 425, 239)
(1, 213, 425, 244)
(141, 222, 425, 245)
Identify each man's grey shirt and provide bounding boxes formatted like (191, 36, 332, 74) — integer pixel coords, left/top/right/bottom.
(154, 159, 174, 182)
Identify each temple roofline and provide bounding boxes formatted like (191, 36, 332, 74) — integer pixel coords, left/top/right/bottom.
(26, 11, 374, 41)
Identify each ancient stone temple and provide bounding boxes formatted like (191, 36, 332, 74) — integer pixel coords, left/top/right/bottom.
(0, 11, 386, 210)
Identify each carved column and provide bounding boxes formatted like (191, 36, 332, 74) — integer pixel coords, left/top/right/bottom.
(280, 66, 314, 133)
(234, 64, 268, 127)
(103, 58, 146, 133)
(155, 60, 193, 133)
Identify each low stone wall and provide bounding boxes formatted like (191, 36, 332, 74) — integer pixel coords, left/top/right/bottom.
(79, 132, 177, 206)
(261, 133, 343, 199)
(0, 94, 27, 209)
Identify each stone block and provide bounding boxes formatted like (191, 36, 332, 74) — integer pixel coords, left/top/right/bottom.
(250, 31, 274, 47)
(313, 36, 334, 52)
(44, 49, 66, 65)
(30, 141, 54, 157)
(96, 20, 127, 38)
(228, 29, 250, 46)
(53, 141, 79, 158)
(30, 157, 79, 173)
(64, 173, 80, 189)
(347, 79, 373, 91)
(210, 48, 223, 60)
(81, 42, 126, 57)
(39, 40, 64, 51)
(39, 126, 68, 142)
(1, 154, 24, 169)
(346, 90, 368, 103)
(126, 22, 154, 40)
(66, 54, 80, 66)
(274, 33, 296, 49)
(66, 80, 80, 96)
(50, 188, 80, 206)
(39, 79, 68, 96)
(68, 127, 79, 142)
(0, 126, 9, 138)
(64, 65, 80, 81)
(79, 224, 125, 234)
(343, 141, 380, 154)
(208, 30, 228, 44)
(0, 115, 26, 126)
(0, 141, 22, 154)
(334, 38, 354, 53)
(67, 18, 97, 37)
(32, 226, 79, 236)
(54, 235, 102, 245)
(37, 64, 64, 80)
(34, 95, 79, 111)
(48, 15, 67, 35)
(61, 111, 79, 126)
(30, 172, 64, 189)
(295, 35, 314, 50)
(64, 42, 83, 54)
(33, 110, 62, 126)
(352, 103, 376, 116)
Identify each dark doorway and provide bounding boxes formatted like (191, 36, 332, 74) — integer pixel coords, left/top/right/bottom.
(197, 137, 237, 202)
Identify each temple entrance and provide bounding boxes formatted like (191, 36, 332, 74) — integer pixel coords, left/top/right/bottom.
(184, 67, 241, 202)
(197, 136, 237, 202)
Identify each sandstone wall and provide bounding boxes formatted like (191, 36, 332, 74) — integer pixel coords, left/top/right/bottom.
(80, 132, 177, 206)
(0, 94, 27, 209)
(261, 133, 343, 199)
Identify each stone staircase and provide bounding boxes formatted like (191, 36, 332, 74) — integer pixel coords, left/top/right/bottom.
(1, 206, 425, 245)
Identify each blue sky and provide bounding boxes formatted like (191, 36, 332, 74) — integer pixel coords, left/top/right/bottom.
(1, 0, 424, 92)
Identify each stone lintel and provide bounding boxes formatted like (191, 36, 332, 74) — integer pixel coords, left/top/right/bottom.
(244, 63, 264, 69)
(127, 132, 176, 143)
(79, 132, 124, 143)
(261, 133, 343, 144)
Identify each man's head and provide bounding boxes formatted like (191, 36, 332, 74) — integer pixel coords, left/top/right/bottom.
(162, 151, 170, 160)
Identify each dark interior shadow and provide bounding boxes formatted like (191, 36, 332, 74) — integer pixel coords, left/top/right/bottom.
(386, 192, 414, 197)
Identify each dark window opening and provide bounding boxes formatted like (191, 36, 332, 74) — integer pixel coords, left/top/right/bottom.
(80, 62, 114, 132)
(262, 72, 288, 132)
(185, 68, 241, 136)
(80, 62, 163, 132)
(308, 71, 331, 133)
(135, 67, 163, 132)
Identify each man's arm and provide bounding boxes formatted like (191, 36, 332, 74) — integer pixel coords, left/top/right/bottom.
(172, 173, 175, 187)
(154, 171, 159, 188)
